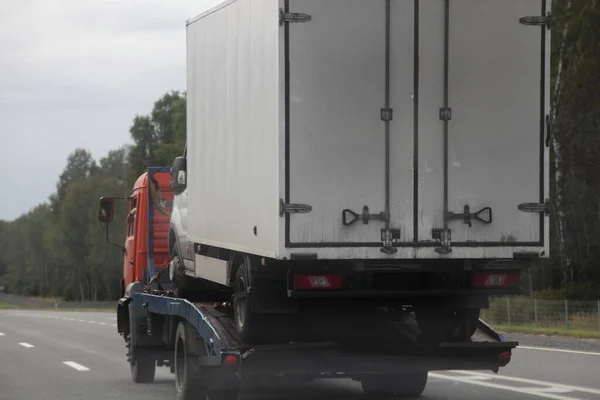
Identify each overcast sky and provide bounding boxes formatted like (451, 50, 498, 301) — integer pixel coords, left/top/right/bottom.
(0, 0, 217, 221)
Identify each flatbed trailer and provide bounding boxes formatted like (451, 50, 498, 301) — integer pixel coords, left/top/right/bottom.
(117, 285, 517, 400)
(98, 166, 520, 399)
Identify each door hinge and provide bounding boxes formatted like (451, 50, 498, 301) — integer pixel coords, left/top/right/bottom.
(519, 14, 552, 30)
(280, 200, 312, 217)
(545, 114, 551, 147)
(518, 200, 550, 215)
(432, 228, 452, 254)
(279, 9, 312, 25)
(439, 107, 452, 121)
(381, 108, 394, 122)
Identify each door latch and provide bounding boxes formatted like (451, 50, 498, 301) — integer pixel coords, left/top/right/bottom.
(342, 206, 389, 226)
(446, 205, 492, 228)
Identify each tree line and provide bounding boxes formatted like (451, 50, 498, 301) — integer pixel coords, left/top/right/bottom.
(1, 0, 600, 301)
(0, 91, 186, 301)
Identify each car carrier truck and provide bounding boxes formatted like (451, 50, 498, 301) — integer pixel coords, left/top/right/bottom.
(97, 0, 552, 398)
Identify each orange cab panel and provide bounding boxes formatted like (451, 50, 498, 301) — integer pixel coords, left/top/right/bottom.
(123, 169, 174, 290)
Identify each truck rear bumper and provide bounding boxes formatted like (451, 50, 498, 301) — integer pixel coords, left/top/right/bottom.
(239, 340, 516, 378)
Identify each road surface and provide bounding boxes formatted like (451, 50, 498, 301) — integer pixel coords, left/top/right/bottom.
(1, 309, 599, 400)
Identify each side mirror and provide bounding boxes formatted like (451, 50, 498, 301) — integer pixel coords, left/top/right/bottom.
(98, 197, 114, 224)
(171, 156, 187, 195)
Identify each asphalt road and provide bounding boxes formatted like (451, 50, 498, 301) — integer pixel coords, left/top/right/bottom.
(1, 309, 600, 400)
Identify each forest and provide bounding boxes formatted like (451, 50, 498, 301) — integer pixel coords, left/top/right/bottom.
(0, 0, 599, 301)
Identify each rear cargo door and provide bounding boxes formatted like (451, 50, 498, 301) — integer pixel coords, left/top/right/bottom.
(418, 0, 550, 251)
(284, 0, 415, 249)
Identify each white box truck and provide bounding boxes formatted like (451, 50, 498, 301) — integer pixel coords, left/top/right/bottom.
(167, 0, 551, 344)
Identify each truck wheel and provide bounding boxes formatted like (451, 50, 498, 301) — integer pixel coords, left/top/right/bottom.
(232, 263, 259, 342)
(126, 334, 156, 383)
(417, 308, 480, 343)
(361, 372, 428, 398)
(174, 321, 208, 400)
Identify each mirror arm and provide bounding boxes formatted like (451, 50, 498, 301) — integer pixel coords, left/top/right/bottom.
(104, 222, 123, 251)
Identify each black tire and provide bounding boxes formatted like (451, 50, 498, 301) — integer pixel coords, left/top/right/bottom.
(174, 321, 208, 400)
(126, 334, 156, 383)
(208, 389, 239, 400)
(361, 372, 428, 398)
(232, 263, 258, 342)
(417, 308, 480, 343)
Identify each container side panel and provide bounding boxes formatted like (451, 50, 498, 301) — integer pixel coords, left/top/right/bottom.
(388, 0, 416, 243)
(416, 1, 445, 243)
(446, 0, 547, 244)
(187, 0, 280, 257)
(286, 0, 387, 246)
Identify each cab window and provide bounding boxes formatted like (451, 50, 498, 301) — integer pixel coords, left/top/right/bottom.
(127, 197, 138, 237)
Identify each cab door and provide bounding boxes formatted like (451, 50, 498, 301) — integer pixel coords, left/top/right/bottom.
(123, 196, 138, 287)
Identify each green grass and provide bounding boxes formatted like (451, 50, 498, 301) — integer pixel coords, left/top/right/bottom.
(494, 324, 600, 340)
(0, 301, 23, 309)
(0, 302, 113, 312)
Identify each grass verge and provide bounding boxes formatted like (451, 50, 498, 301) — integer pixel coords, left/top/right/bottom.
(0, 301, 23, 309)
(494, 324, 600, 340)
(0, 302, 113, 312)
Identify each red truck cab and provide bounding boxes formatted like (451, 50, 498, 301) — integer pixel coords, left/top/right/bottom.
(99, 168, 174, 298)
(121, 170, 174, 295)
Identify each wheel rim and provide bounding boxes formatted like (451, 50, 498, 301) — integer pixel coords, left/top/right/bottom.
(234, 277, 247, 331)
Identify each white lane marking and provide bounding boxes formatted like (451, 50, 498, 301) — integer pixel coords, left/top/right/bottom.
(0, 332, 5, 336)
(18, 342, 34, 348)
(518, 346, 600, 357)
(98, 322, 107, 325)
(536, 388, 580, 394)
(429, 372, 583, 400)
(77, 320, 85, 322)
(109, 317, 117, 320)
(63, 361, 90, 372)
(112, 324, 117, 327)
(452, 370, 600, 396)
(87, 321, 96, 324)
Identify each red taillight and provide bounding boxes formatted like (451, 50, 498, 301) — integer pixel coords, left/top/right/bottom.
(472, 271, 519, 288)
(293, 274, 343, 290)
(497, 351, 511, 367)
(222, 354, 238, 368)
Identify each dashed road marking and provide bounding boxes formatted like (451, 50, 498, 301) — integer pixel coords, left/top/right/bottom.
(77, 320, 85, 322)
(87, 321, 96, 324)
(518, 346, 600, 357)
(452, 370, 600, 396)
(0, 332, 5, 336)
(63, 361, 90, 372)
(429, 372, 583, 400)
(111, 324, 117, 327)
(19, 342, 34, 348)
(98, 322, 107, 325)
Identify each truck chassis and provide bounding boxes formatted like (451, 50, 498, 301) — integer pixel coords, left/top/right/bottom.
(117, 286, 516, 400)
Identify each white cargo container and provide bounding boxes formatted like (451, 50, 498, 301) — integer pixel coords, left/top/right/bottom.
(184, 0, 551, 261)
